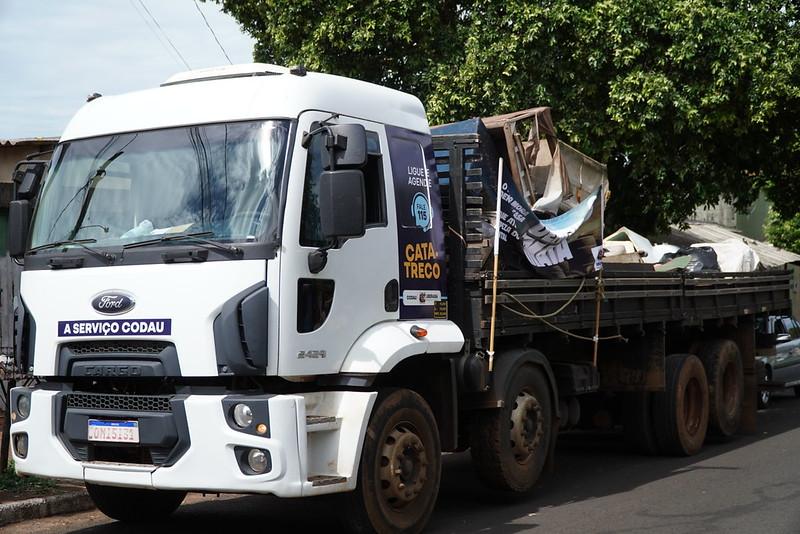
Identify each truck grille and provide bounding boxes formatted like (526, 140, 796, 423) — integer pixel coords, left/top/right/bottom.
(63, 340, 171, 355)
(65, 392, 173, 412)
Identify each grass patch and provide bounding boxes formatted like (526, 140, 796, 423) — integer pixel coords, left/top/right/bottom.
(0, 463, 56, 493)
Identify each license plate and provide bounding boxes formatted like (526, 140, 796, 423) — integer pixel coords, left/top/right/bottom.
(88, 419, 140, 443)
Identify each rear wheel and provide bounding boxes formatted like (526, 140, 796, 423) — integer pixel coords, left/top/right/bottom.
(338, 388, 441, 534)
(469, 365, 553, 492)
(86, 483, 186, 522)
(653, 354, 709, 456)
(698, 339, 743, 437)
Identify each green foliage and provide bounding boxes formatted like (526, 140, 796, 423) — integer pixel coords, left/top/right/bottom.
(765, 209, 800, 255)
(0, 462, 55, 493)
(218, 0, 800, 233)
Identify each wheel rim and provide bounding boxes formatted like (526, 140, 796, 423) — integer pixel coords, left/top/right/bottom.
(510, 390, 544, 464)
(379, 423, 428, 509)
(722, 361, 739, 417)
(683, 377, 703, 436)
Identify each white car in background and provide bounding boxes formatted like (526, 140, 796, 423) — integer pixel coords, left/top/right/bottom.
(757, 315, 800, 408)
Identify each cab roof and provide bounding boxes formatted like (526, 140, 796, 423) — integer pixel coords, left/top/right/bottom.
(60, 63, 429, 142)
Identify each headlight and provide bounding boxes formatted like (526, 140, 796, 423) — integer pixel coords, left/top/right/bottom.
(247, 448, 269, 474)
(233, 403, 253, 428)
(16, 395, 30, 419)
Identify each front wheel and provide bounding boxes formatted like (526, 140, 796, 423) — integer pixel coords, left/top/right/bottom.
(758, 388, 771, 409)
(338, 388, 441, 534)
(86, 483, 186, 522)
(469, 364, 553, 492)
(758, 366, 772, 409)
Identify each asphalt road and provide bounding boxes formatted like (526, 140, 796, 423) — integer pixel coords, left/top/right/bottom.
(9, 391, 800, 534)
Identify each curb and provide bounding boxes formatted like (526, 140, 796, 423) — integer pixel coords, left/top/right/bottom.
(0, 490, 94, 527)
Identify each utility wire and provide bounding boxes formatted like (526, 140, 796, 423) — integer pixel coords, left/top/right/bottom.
(137, 0, 191, 70)
(192, 0, 233, 65)
(128, 0, 184, 69)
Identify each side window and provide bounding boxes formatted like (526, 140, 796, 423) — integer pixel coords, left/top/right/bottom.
(790, 319, 800, 339)
(300, 134, 325, 247)
(781, 318, 794, 336)
(299, 128, 386, 247)
(364, 132, 387, 227)
(775, 319, 787, 335)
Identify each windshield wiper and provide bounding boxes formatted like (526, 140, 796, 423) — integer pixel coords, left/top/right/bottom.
(28, 238, 115, 264)
(123, 231, 243, 256)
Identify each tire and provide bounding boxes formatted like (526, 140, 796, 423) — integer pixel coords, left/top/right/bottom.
(698, 339, 743, 437)
(758, 366, 772, 409)
(653, 354, 709, 456)
(622, 392, 659, 455)
(794, 386, 800, 398)
(758, 389, 771, 409)
(86, 483, 185, 522)
(469, 365, 553, 492)
(338, 388, 441, 534)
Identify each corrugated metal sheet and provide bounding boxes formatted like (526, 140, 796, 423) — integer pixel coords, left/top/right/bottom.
(0, 137, 59, 147)
(668, 222, 800, 267)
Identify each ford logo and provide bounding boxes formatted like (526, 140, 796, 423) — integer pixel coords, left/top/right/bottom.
(92, 291, 135, 315)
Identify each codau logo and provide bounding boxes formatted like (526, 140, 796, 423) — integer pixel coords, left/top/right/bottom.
(91, 291, 135, 315)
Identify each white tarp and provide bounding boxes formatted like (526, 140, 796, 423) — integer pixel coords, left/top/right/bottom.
(691, 239, 761, 272)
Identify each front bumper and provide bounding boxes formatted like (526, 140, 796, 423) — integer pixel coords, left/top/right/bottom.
(11, 388, 375, 497)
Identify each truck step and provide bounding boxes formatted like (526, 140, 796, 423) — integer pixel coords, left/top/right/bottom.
(309, 475, 347, 487)
(305, 415, 341, 432)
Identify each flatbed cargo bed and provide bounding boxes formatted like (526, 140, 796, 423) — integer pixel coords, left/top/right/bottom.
(434, 133, 793, 351)
(484, 270, 792, 338)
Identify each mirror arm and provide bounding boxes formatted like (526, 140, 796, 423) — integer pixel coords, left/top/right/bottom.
(308, 239, 336, 274)
(300, 114, 340, 148)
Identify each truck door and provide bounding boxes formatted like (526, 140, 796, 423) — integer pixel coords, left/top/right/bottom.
(278, 112, 399, 375)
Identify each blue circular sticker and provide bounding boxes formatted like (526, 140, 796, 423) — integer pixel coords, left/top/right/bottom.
(412, 192, 431, 230)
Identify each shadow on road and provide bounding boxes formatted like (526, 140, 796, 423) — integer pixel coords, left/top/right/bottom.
(58, 393, 800, 534)
(429, 391, 800, 533)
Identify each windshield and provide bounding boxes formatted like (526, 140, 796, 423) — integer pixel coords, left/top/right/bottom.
(29, 120, 291, 250)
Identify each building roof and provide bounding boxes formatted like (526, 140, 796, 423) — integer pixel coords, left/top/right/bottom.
(0, 137, 59, 147)
(61, 63, 429, 141)
(667, 221, 800, 267)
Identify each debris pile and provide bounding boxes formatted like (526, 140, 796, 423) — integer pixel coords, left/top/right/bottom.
(604, 226, 762, 272)
(433, 108, 607, 278)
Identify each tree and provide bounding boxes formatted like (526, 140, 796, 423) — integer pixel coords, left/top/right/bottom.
(765, 209, 800, 255)
(217, 0, 800, 234)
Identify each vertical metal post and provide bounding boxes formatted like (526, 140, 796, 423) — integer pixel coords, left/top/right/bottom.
(488, 158, 504, 372)
(592, 272, 603, 367)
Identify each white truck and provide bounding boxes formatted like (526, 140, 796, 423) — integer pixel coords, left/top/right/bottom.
(6, 64, 792, 533)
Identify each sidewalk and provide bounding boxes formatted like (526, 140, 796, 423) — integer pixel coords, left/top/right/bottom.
(0, 413, 94, 527)
(0, 489, 94, 528)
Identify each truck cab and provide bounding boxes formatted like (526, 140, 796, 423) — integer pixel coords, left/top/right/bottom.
(9, 64, 462, 532)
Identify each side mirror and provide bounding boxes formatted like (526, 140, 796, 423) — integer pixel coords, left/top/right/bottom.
(777, 333, 791, 344)
(322, 124, 367, 170)
(8, 200, 32, 258)
(12, 160, 47, 200)
(319, 169, 366, 239)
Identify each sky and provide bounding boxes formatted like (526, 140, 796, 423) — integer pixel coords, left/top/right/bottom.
(0, 0, 256, 139)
